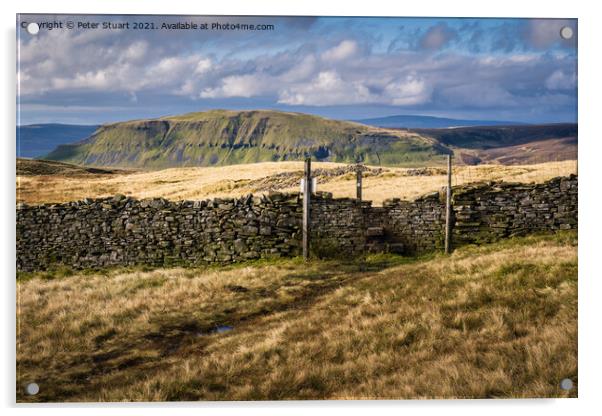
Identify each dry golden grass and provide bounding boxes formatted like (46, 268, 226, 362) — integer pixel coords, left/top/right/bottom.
(17, 160, 577, 206)
(17, 231, 577, 401)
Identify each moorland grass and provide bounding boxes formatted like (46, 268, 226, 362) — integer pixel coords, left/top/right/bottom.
(16, 231, 577, 401)
(17, 160, 576, 205)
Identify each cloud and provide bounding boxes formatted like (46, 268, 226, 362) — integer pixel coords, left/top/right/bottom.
(194, 58, 212, 75)
(51, 70, 111, 90)
(321, 40, 358, 61)
(278, 71, 432, 107)
(278, 71, 372, 105)
(146, 54, 212, 85)
(545, 70, 577, 90)
(281, 54, 317, 82)
(121, 41, 148, 62)
(383, 75, 431, 105)
(201, 74, 271, 98)
(17, 15, 577, 124)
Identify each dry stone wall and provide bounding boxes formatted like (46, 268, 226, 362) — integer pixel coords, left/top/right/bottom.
(374, 192, 447, 254)
(310, 195, 366, 257)
(16, 193, 304, 272)
(451, 175, 578, 245)
(16, 175, 577, 272)
(366, 174, 578, 254)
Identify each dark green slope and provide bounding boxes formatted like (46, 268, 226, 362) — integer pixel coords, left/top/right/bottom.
(412, 123, 577, 149)
(45, 110, 448, 169)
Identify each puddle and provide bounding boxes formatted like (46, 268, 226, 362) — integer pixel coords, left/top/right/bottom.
(195, 325, 234, 337)
(214, 325, 234, 333)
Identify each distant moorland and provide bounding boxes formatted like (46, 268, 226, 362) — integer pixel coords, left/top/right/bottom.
(33, 110, 576, 169)
(17, 158, 577, 206)
(355, 114, 526, 129)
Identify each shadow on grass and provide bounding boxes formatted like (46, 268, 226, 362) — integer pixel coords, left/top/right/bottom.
(18, 251, 429, 402)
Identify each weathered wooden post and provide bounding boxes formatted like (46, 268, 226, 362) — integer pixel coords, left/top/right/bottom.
(303, 158, 311, 261)
(356, 166, 362, 201)
(445, 154, 452, 254)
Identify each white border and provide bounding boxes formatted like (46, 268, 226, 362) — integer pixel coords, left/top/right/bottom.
(3, 1, 601, 415)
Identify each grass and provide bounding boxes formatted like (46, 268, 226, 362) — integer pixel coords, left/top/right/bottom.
(16, 159, 577, 205)
(16, 231, 577, 401)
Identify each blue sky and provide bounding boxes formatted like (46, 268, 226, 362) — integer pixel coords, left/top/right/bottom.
(17, 15, 577, 125)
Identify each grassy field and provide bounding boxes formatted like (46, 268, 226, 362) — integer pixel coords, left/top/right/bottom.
(17, 159, 577, 205)
(17, 231, 577, 401)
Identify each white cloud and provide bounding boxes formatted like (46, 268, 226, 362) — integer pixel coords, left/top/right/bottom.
(321, 40, 358, 62)
(508, 54, 538, 63)
(278, 71, 431, 107)
(478, 54, 541, 67)
(383, 75, 431, 106)
(194, 58, 212, 75)
(201, 74, 270, 98)
(149, 57, 185, 77)
(52, 70, 111, 90)
(121, 41, 148, 61)
(279, 71, 373, 106)
(545, 70, 576, 90)
(17, 25, 214, 96)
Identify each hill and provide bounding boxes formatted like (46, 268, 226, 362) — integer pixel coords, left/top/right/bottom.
(44, 110, 447, 169)
(17, 124, 99, 158)
(356, 114, 524, 129)
(16, 158, 131, 176)
(412, 124, 578, 165)
(413, 123, 577, 149)
(17, 231, 577, 401)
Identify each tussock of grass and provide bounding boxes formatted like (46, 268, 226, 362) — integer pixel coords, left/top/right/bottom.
(17, 232, 577, 401)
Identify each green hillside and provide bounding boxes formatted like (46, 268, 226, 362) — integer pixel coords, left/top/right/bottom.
(44, 110, 448, 169)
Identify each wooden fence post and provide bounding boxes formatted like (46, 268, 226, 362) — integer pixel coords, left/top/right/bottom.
(445, 154, 452, 254)
(356, 166, 362, 201)
(303, 158, 311, 261)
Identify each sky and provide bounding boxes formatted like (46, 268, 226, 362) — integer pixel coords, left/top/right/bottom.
(17, 15, 577, 125)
